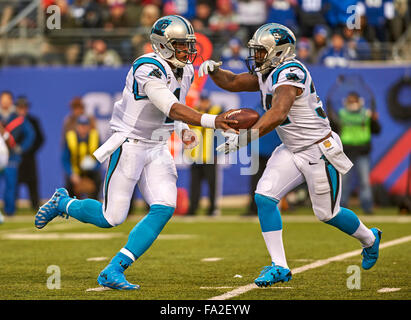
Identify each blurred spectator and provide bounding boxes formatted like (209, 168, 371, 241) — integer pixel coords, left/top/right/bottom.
(130, 4, 160, 58)
(191, 1, 213, 33)
(63, 96, 96, 135)
(163, 0, 197, 19)
(296, 37, 314, 64)
(237, 0, 267, 39)
(82, 0, 104, 28)
(325, 0, 358, 31)
(2, 0, 408, 67)
(65, 44, 82, 65)
(311, 24, 329, 63)
(318, 32, 349, 67)
(62, 115, 101, 200)
(221, 38, 248, 69)
(357, 0, 395, 42)
(209, 0, 240, 50)
(389, 0, 409, 41)
(46, 0, 79, 29)
(266, 0, 299, 35)
(124, 0, 143, 28)
(82, 39, 122, 67)
(39, 42, 65, 66)
(186, 91, 222, 216)
(296, 0, 329, 37)
(104, 1, 130, 30)
(16, 96, 45, 210)
(0, 91, 35, 216)
(139, 3, 161, 28)
(329, 92, 381, 214)
(343, 25, 371, 60)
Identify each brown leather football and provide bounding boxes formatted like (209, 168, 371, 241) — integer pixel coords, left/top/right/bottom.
(224, 108, 260, 130)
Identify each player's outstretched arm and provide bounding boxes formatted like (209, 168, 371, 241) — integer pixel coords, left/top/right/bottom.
(144, 80, 237, 131)
(250, 85, 300, 138)
(198, 60, 259, 92)
(168, 102, 237, 131)
(216, 85, 299, 154)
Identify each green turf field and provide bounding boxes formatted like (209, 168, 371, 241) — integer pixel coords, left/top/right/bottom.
(0, 208, 410, 300)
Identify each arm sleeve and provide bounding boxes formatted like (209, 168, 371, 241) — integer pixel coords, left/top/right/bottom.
(272, 66, 307, 92)
(134, 63, 168, 99)
(143, 79, 179, 117)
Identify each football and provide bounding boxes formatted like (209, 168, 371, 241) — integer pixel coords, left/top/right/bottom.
(224, 108, 260, 130)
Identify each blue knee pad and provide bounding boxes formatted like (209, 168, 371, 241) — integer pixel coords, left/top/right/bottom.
(255, 193, 282, 232)
(125, 204, 174, 259)
(325, 207, 360, 235)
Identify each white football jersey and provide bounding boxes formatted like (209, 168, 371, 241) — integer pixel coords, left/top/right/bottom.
(110, 52, 194, 143)
(257, 59, 331, 152)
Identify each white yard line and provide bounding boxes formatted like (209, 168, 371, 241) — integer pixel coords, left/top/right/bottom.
(201, 257, 223, 262)
(377, 288, 401, 293)
(208, 234, 411, 300)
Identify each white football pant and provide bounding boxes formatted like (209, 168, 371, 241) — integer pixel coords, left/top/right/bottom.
(256, 132, 343, 222)
(102, 139, 177, 226)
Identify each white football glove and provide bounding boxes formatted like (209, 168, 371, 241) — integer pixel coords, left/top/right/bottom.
(181, 129, 199, 149)
(216, 131, 240, 154)
(198, 60, 222, 78)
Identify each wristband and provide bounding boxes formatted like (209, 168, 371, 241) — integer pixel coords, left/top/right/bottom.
(200, 114, 217, 129)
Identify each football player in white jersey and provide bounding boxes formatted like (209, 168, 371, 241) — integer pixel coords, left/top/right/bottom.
(199, 23, 382, 286)
(35, 15, 236, 290)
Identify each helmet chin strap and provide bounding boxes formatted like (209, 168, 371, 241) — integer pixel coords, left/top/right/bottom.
(278, 47, 291, 65)
(165, 42, 189, 68)
(256, 46, 293, 75)
(166, 55, 186, 69)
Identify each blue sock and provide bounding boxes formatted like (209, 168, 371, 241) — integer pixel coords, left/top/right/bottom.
(108, 251, 134, 272)
(325, 207, 360, 235)
(255, 193, 282, 232)
(124, 204, 174, 260)
(58, 197, 112, 228)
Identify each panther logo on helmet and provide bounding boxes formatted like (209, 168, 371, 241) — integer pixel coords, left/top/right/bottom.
(269, 28, 295, 46)
(152, 18, 172, 36)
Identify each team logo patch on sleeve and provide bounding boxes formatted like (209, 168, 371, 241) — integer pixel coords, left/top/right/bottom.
(148, 68, 163, 79)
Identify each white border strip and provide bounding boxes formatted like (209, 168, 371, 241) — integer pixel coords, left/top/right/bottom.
(208, 235, 411, 300)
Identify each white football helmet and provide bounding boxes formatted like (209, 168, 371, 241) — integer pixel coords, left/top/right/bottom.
(246, 23, 296, 75)
(150, 15, 197, 68)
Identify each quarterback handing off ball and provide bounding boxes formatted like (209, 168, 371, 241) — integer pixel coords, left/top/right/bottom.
(224, 108, 260, 130)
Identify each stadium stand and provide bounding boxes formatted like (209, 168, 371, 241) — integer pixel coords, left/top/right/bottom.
(0, 0, 410, 66)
